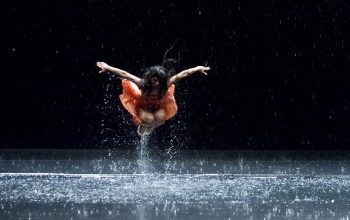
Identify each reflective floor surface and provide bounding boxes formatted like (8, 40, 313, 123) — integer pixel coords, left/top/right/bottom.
(0, 149, 350, 219)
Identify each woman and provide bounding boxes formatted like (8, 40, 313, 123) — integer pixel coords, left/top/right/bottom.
(96, 60, 210, 136)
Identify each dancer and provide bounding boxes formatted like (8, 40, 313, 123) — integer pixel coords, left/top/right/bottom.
(96, 60, 210, 136)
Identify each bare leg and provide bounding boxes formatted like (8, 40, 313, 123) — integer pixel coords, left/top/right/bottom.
(138, 109, 155, 124)
(137, 109, 155, 136)
(137, 108, 167, 136)
(154, 108, 166, 122)
(143, 109, 166, 135)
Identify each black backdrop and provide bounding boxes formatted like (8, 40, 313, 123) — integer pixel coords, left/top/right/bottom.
(2, 0, 350, 150)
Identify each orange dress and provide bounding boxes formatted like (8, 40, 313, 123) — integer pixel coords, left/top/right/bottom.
(119, 79, 178, 125)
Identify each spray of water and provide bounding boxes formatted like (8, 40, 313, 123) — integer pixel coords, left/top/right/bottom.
(137, 135, 153, 173)
(100, 77, 114, 147)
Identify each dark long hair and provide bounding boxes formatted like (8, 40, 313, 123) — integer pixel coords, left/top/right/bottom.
(140, 65, 169, 98)
(140, 41, 179, 98)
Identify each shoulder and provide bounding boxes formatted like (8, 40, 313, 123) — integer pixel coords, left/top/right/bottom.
(167, 77, 177, 87)
(167, 83, 175, 94)
(169, 75, 178, 85)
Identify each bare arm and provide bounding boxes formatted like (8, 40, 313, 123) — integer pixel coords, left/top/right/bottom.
(96, 61, 142, 85)
(169, 66, 210, 85)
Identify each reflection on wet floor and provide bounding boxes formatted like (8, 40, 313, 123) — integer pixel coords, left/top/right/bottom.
(0, 149, 350, 219)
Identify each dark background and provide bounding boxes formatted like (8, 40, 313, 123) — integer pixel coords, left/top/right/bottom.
(2, 0, 350, 150)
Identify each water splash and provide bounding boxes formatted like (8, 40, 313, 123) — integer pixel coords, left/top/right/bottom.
(163, 132, 178, 173)
(100, 74, 122, 148)
(100, 74, 135, 150)
(137, 135, 153, 173)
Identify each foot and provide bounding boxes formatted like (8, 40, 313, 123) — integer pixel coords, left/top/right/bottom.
(144, 126, 155, 135)
(137, 124, 148, 136)
(137, 124, 154, 136)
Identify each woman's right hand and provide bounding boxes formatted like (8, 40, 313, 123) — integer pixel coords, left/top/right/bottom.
(96, 61, 110, 73)
(193, 66, 210, 75)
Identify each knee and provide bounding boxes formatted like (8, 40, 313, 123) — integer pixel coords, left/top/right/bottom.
(139, 111, 155, 124)
(142, 114, 155, 124)
(154, 109, 166, 122)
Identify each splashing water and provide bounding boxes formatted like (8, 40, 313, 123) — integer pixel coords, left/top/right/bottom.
(137, 135, 153, 173)
(1, 150, 350, 219)
(100, 79, 113, 147)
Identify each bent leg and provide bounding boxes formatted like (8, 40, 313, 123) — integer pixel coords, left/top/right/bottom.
(138, 109, 155, 125)
(136, 108, 169, 136)
(143, 108, 166, 135)
(154, 108, 166, 122)
(153, 108, 166, 126)
(137, 108, 155, 136)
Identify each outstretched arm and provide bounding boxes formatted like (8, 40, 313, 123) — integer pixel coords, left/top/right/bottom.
(96, 61, 142, 85)
(169, 66, 210, 85)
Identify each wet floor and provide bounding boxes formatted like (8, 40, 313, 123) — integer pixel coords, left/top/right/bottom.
(0, 149, 350, 219)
